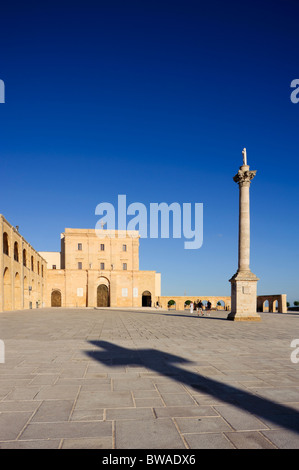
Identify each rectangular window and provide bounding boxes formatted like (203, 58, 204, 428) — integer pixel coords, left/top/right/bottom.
(78, 262, 82, 270)
(77, 288, 83, 297)
(78, 243, 82, 250)
(122, 244, 127, 252)
(100, 244, 105, 251)
(123, 263, 127, 270)
(100, 262, 105, 270)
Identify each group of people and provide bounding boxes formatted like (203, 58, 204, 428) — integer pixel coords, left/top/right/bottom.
(189, 299, 212, 316)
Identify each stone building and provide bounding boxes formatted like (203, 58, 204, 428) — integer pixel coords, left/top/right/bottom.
(39, 227, 161, 309)
(0, 214, 287, 313)
(0, 215, 47, 311)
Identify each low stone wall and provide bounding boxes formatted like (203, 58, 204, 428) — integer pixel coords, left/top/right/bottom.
(158, 296, 231, 311)
(158, 294, 288, 314)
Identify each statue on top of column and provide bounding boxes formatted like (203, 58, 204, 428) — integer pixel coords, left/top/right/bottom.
(242, 148, 247, 166)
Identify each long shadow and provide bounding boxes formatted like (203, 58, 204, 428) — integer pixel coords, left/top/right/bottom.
(141, 310, 228, 321)
(85, 340, 299, 433)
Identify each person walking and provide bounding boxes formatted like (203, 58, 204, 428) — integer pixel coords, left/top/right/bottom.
(198, 300, 203, 316)
(207, 300, 211, 316)
(190, 301, 194, 314)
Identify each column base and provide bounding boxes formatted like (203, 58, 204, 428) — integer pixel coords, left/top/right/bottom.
(227, 312, 261, 321)
(228, 270, 261, 322)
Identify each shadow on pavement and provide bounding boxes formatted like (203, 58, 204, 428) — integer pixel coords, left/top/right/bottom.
(142, 310, 228, 321)
(85, 340, 299, 434)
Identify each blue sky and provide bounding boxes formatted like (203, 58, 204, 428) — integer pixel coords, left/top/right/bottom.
(0, 0, 299, 303)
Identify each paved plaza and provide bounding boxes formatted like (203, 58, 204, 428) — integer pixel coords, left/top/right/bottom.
(0, 307, 299, 449)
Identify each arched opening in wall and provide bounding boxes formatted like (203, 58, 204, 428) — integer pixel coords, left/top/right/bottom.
(14, 242, 19, 262)
(3, 232, 9, 256)
(24, 276, 28, 308)
(3, 267, 12, 311)
(216, 300, 225, 310)
(263, 300, 269, 312)
(184, 300, 192, 309)
(23, 249, 27, 267)
(97, 284, 110, 307)
(167, 299, 176, 310)
(273, 300, 279, 313)
(14, 272, 21, 310)
(51, 290, 62, 307)
(141, 291, 152, 307)
(37, 282, 40, 308)
(30, 279, 35, 308)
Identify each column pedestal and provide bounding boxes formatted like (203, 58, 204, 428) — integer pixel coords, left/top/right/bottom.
(228, 271, 260, 321)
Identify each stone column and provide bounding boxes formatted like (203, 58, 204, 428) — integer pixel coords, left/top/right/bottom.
(227, 149, 261, 321)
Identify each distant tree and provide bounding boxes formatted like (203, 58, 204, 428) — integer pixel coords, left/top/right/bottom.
(168, 299, 175, 307)
(287, 302, 290, 308)
(217, 301, 221, 306)
(294, 301, 299, 307)
(185, 300, 191, 306)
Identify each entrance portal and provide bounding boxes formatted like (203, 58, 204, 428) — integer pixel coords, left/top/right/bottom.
(97, 284, 110, 307)
(142, 291, 152, 307)
(51, 290, 62, 307)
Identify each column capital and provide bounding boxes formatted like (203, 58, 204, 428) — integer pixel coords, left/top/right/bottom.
(233, 167, 256, 186)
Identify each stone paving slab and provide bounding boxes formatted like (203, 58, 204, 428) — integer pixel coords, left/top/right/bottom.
(0, 307, 299, 448)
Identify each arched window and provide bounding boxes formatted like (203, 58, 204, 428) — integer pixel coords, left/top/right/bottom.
(3, 232, 9, 256)
(14, 242, 19, 262)
(23, 249, 27, 267)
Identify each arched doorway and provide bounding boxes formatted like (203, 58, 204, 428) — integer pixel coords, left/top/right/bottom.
(24, 276, 28, 309)
(97, 284, 110, 307)
(3, 267, 12, 311)
(14, 272, 21, 310)
(216, 300, 225, 310)
(51, 290, 62, 307)
(142, 291, 152, 307)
